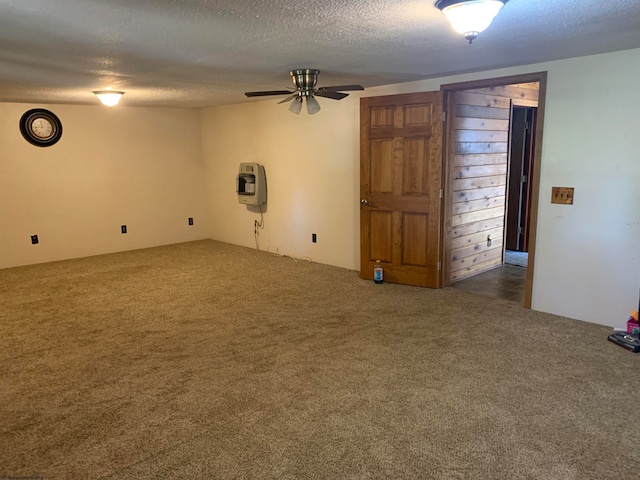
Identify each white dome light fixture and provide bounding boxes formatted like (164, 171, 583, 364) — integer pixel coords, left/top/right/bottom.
(436, 0, 506, 44)
(93, 90, 125, 107)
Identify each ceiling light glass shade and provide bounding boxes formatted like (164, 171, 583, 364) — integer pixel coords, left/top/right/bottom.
(306, 96, 321, 115)
(289, 96, 303, 114)
(437, 0, 505, 43)
(93, 90, 125, 106)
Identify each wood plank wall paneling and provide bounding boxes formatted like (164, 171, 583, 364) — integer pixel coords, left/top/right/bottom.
(450, 83, 539, 281)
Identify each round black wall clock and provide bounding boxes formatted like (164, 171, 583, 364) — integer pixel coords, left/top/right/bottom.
(19, 108, 63, 147)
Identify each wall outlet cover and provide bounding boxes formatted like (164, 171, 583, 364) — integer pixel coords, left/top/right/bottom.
(551, 187, 574, 205)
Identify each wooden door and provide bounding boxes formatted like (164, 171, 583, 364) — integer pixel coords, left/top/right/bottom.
(506, 106, 537, 252)
(520, 107, 537, 252)
(505, 107, 527, 251)
(360, 91, 444, 288)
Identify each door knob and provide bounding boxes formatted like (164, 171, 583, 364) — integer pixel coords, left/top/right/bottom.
(360, 199, 370, 206)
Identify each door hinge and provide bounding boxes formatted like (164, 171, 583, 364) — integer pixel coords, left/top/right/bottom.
(521, 175, 527, 183)
(525, 121, 530, 130)
(442, 111, 446, 122)
(518, 227, 523, 236)
(439, 188, 443, 199)
(437, 261, 442, 271)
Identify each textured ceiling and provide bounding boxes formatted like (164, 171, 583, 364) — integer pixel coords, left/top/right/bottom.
(1, 0, 640, 108)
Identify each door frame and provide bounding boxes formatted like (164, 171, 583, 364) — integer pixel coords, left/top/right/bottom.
(440, 72, 548, 308)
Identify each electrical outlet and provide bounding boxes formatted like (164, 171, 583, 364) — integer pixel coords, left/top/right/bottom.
(31, 234, 39, 245)
(121, 225, 127, 234)
(188, 217, 194, 225)
(312, 233, 317, 243)
(551, 187, 574, 205)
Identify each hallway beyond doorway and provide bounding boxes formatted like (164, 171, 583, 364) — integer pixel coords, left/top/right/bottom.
(452, 264, 527, 303)
(505, 250, 528, 267)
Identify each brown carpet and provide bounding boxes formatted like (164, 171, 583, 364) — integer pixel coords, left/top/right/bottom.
(1, 240, 638, 479)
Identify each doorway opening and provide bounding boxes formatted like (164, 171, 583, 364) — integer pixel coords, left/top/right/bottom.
(504, 105, 537, 270)
(441, 73, 547, 308)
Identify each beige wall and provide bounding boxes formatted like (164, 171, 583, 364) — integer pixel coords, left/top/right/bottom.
(0, 104, 211, 268)
(2, 49, 638, 328)
(201, 99, 361, 268)
(201, 48, 640, 328)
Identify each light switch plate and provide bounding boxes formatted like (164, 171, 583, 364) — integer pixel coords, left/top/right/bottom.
(551, 187, 574, 205)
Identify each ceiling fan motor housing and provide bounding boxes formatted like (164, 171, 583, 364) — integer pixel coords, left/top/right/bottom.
(290, 69, 319, 93)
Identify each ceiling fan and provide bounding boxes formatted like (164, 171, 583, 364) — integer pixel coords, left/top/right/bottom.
(244, 69, 364, 115)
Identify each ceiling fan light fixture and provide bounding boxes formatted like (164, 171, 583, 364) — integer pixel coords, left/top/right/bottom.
(245, 69, 364, 114)
(288, 96, 303, 114)
(436, 0, 506, 43)
(306, 96, 321, 115)
(93, 90, 125, 107)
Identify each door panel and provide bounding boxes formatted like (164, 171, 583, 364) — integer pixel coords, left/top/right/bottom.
(369, 211, 393, 263)
(371, 107, 395, 128)
(360, 91, 443, 288)
(402, 213, 429, 266)
(370, 140, 394, 193)
(403, 138, 429, 194)
(405, 104, 432, 126)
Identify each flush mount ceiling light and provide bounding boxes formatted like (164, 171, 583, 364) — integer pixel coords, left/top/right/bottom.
(93, 90, 125, 107)
(436, 0, 507, 44)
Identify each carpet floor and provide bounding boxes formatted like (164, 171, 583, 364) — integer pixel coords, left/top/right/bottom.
(1, 240, 638, 479)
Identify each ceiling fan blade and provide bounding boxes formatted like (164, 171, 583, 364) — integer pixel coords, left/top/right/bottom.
(317, 84, 364, 92)
(278, 94, 299, 104)
(315, 91, 349, 100)
(244, 90, 293, 97)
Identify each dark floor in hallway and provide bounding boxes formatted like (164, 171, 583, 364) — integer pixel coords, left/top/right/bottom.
(452, 264, 527, 303)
